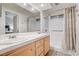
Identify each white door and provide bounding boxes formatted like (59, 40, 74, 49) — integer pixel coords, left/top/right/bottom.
(49, 14, 65, 50)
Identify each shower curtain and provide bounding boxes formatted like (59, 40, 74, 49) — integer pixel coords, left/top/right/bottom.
(65, 6, 76, 51)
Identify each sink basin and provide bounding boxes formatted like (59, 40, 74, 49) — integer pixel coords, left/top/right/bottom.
(0, 40, 18, 45)
(0, 38, 31, 45)
(0, 38, 21, 45)
(0, 42, 15, 45)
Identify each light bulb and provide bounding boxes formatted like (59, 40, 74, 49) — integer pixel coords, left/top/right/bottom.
(32, 8, 34, 11)
(24, 3, 26, 6)
(41, 4, 44, 7)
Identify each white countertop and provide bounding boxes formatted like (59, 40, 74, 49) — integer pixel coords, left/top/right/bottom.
(0, 32, 49, 55)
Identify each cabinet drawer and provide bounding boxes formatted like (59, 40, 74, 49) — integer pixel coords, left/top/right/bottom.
(36, 46, 43, 56)
(0, 35, 50, 56)
(8, 43, 35, 56)
(36, 39, 43, 48)
(40, 52, 44, 56)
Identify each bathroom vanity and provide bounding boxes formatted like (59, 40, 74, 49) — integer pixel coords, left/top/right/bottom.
(0, 33, 50, 56)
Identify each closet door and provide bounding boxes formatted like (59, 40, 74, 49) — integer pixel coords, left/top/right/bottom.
(50, 14, 64, 50)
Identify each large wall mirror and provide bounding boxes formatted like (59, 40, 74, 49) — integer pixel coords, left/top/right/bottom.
(0, 4, 2, 17)
(4, 11, 41, 34)
(5, 11, 18, 34)
(2, 3, 41, 34)
(27, 16, 40, 32)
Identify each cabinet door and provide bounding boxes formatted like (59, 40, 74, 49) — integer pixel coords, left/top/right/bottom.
(39, 52, 44, 56)
(36, 39, 44, 56)
(36, 46, 43, 56)
(44, 36, 50, 55)
(9, 43, 35, 56)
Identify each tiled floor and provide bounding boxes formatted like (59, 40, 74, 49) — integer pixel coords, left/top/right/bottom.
(46, 48, 71, 56)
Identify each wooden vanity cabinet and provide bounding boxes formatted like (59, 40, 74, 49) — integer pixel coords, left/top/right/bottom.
(35, 39, 44, 56)
(0, 43, 35, 56)
(44, 36, 50, 55)
(8, 43, 35, 56)
(35, 36, 50, 56)
(1, 36, 50, 56)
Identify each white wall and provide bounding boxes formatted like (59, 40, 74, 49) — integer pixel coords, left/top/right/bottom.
(44, 17, 49, 32)
(0, 17, 4, 35)
(1, 4, 28, 34)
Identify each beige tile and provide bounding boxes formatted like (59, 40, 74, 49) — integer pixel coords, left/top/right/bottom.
(46, 48, 71, 56)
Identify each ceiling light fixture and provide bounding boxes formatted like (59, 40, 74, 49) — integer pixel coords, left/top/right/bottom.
(32, 8, 34, 11)
(41, 4, 44, 7)
(23, 3, 26, 6)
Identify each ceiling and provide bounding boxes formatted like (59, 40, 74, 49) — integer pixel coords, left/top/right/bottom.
(16, 3, 75, 14)
(16, 3, 39, 13)
(16, 3, 53, 13)
(31, 3, 52, 11)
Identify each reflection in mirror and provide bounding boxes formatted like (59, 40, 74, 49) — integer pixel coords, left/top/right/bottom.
(0, 3, 2, 35)
(2, 3, 42, 34)
(27, 13, 40, 32)
(5, 11, 18, 34)
(0, 3, 2, 17)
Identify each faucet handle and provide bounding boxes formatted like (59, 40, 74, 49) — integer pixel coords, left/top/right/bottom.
(9, 35, 16, 39)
